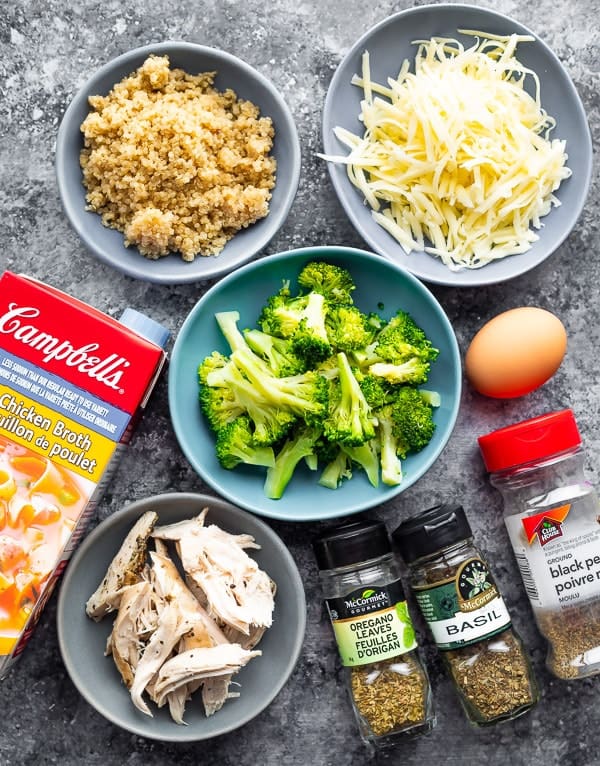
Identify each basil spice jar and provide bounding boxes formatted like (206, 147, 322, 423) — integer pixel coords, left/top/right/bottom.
(313, 520, 435, 748)
(393, 504, 538, 726)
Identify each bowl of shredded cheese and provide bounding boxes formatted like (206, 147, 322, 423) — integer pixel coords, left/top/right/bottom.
(56, 41, 301, 284)
(321, 4, 592, 286)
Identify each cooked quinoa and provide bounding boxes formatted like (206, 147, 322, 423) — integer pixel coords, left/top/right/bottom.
(79, 55, 277, 261)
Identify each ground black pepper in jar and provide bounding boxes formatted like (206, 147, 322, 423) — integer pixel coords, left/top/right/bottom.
(393, 503, 538, 726)
(313, 519, 435, 748)
(478, 409, 600, 680)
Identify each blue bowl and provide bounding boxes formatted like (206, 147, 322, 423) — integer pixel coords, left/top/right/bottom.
(322, 5, 592, 287)
(56, 41, 301, 284)
(168, 246, 461, 521)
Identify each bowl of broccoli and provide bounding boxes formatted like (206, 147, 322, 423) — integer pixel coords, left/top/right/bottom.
(168, 246, 461, 521)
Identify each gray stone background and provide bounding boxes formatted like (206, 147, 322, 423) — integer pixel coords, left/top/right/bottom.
(0, 0, 598, 764)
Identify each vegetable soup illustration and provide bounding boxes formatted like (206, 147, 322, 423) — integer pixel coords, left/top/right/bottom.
(0, 435, 87, 654)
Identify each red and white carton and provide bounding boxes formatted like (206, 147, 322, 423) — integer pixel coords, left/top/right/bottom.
(0, 271, 169, 676)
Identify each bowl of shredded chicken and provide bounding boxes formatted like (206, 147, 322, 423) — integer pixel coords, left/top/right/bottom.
(57, 493, 306, 741)
(321, 5, 592, 286)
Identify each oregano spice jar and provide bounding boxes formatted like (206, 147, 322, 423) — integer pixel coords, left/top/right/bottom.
(393, 504, 538, 726)
(313, 519, 435, 748)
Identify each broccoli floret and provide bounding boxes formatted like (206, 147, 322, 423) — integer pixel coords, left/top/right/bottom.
(206, 359, 297, 445)
(355, 371, 390, 410)
(315, 354, 341, 381)
(215, 416, 276, 470)
(352, 310, 438, 373)
(291, 323, 332, 367)
(375, 310, 439, 364)
(199, 384, 245, 432)
(264, 426, 321, 499)
(319, 448, 353, 489)
(244, 328, 307, 377)
(369, 358, 431, 386)
(247, 400, 297, 447)
(323, 352, 376, 446)
(372, 387, 437, 484)
(297, 261, 356, 304)
(325, 304, 375, 352)
(384, 310, 432, 346)
(391, 387, 436, 454)
(349, 341, 383, 371)
(259, 292, 331, 355)
(198, 351, 230, 386)
(342, 441, 380, 487)
(260, 290, 331, 365)
(248, 404, 297, 446)
(231, 348, 328, 426)
(313, 433, 341, 465)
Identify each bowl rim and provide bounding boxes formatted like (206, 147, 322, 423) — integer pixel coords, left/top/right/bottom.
(321, 3, 593, 287)
(168, 245, 462, 521)
(56, 491, 307, 741)
(55, 40, 301, 284)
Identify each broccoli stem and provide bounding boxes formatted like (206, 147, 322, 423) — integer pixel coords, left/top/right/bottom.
(232, 348, 326, 421)
(335, 352, 376, 444)
(319, 451, 352, 490)
(342, 442, 379, 487)
(378, 415, 403, 486)
(215, 311, 249, 353)
(264, 428, 320, 500)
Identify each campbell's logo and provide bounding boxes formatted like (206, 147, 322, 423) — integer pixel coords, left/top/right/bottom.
(0, 304, 130, 391)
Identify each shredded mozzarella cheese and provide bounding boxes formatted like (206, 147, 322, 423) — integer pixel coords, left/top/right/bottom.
(321, 32, 572, 270)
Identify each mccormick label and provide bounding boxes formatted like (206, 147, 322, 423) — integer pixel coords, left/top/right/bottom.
(325, 580, 417, 666)
(0, 271, 167, 676)
(413, 558, 512, 650)
(504, 494, 600, 611)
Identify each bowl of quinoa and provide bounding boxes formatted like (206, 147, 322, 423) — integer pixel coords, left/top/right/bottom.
(56, 42, 301, 283)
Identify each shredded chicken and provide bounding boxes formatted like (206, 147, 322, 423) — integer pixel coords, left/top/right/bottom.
(86, 510, 157, 620)
(153, 644, 261, 707)
(153, 514, 275, 634)
(105, 580, 156, 688)
(86, 506, 275, 723)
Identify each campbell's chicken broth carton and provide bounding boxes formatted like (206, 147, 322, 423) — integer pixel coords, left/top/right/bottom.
(0, 271, 168, 676)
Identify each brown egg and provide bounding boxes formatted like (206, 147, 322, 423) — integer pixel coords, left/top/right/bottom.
(465, 307, 567, 398)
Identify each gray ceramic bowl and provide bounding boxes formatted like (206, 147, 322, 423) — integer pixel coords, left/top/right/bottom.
(56, 492, 306, 741)
(322, 4, 592, 287)
(56, 42, 301, 284)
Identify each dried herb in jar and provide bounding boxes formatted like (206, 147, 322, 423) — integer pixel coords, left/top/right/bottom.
(393, 503, 538, 726)
(444, 630, 535, 720)
(536, 601, 600, 679)
(350, 653, 427, 737)
(313, 520, 435, 748)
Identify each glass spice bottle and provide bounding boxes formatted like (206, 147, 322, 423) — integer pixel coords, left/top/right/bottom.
(392, 503, 538, 726)
(479, 409, 600, 680)
(313, 519, 436, 748)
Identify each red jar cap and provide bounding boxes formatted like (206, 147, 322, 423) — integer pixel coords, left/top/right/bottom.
(478, 409, 581, 473)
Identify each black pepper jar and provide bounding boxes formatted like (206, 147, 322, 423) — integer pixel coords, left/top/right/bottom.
(392, 503, 538, 726)
(313, 520, 435, 749)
